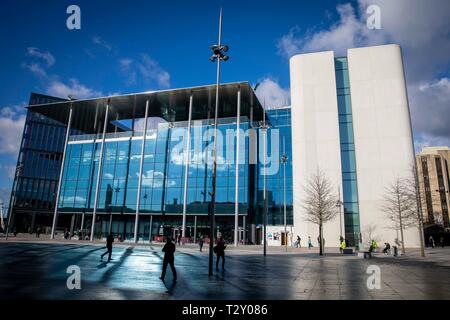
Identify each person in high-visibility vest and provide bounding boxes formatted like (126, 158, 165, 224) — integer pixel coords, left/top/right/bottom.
(369, 239, 378, 253)
(340, 239, 346, 253)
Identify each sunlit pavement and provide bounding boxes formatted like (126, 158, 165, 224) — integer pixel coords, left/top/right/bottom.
(1, 239, 450, 300)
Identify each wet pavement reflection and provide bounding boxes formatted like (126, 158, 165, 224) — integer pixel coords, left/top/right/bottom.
(0, 242, 449, 300)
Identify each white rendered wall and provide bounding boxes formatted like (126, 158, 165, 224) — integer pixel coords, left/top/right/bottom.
(347, 44, 420, 248)
(289, 51, 344, 248)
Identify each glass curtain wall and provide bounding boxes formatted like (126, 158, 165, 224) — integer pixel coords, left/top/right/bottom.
(56, 83, 262, 241)
(335, 57, 361, 245)
(9, 93, 68, 232)
(255, 108, 293, 226)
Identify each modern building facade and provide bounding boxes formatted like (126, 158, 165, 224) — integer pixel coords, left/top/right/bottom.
(7, 82, 293, 244)
(416, 146, 450, 228)
(7, 93, 69, 234)
(8, 44, 422, 247)
(290, 44, 421, 248)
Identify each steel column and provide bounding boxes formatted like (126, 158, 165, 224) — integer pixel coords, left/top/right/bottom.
(51, 104, 74, 240)
(134, 100, 149, 243)
(182, 93, 193, 238)
(234, 86, 241, 246)
(90, 102, 110, 241)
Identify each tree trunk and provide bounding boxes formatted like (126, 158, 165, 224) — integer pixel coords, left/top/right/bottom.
(398, 210, 406, 255)
(414, 174, 426, 257)
(319, 223, 323, 256)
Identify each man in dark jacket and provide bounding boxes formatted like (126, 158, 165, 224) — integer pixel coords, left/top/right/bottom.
(101, 234, 114, 262)
(215, 237, 227, 271)
(160, 237, 177, 282)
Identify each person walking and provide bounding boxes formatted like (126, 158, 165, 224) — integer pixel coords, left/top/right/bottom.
(199, 236, 204, 252)
(296, 235, 301, 248)
(308, 236, 312, 249)
(429, 235, 435, 248)
(36, 226, 41, 238)
(383, 242, 391, 255)
(160, 237, 177, 282)
(100, 233, 114, 262)
(214, 237, 227, 271)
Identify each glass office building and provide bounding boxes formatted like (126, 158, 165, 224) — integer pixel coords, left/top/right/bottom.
(7, 93, 69, 234)
(8, 82, 294, 243)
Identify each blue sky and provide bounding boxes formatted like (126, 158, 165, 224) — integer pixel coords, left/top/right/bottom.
(0, 0, 449, 203)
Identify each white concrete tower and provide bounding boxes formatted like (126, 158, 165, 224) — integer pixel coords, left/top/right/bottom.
(289, 44, 420, 248)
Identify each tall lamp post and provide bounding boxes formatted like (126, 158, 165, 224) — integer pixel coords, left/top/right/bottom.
(281, 143, 288, 253)
(259, 113, 270, 257)
(208, 8, 229, 276)
(336, 197, 344, 240)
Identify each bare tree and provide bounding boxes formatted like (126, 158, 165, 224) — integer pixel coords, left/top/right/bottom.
(382, 177, 419, 255)
(362, 223, 378, 246)
(406, 164, 426, 257)
(302, 169, 338, 255)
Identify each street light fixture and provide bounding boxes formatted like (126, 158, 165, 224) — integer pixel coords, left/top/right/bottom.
(336, 197, 344, 240)
(335, 184, 345, 243)
(208, 7, 229, 276)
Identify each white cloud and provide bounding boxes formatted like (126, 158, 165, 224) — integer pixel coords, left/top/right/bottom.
(46, 79, 103, 99)
(358, 0, 450, 81)
(277, 0, 450, 149)
(141, 170, 176, 188)
(409, 78, 450, 144)
(22, 47, 103, 100)
(0, 164, 17, 180)
(0, 104, 26, 155)
(138, 54, 171, 88)
(277, 3, 386, 58)
(0, 187, 12, 207)
(26, 47, 55, 67)
(119, 58, 137, 86)
(119, 54, 171, 89)
(413, 133, 450, 154)
(22, 62, 48, 78)
(103, 173, 114, 180)
(62, 196, 87, 204)
(120, 58, 133, 68)
(255, 78, 290, 109)
(92, 36, 113, 51)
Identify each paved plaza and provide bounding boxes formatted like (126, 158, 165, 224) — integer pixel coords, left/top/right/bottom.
(1, 238, 450, 300)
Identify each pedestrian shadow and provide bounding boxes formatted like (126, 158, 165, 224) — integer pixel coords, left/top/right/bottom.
(163, 279, 177, 295)
(98, 247, 134, 283)
(212, 269, 226, 281)
(96, 261, 109, 269)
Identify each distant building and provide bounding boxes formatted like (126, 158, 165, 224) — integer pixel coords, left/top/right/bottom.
(416, 146, 450, 228)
